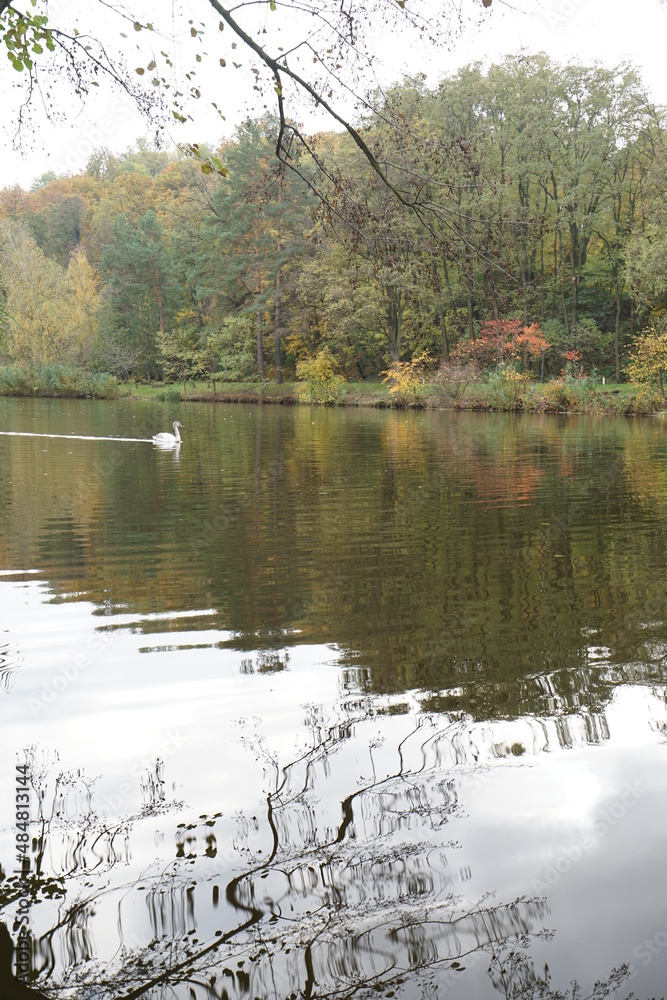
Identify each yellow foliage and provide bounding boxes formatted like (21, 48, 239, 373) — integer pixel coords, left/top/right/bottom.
(381, 350, 432, 405)
(626, 327, 667, 397)
(296, 347, 346, 403)
(0, 220, 100, 366)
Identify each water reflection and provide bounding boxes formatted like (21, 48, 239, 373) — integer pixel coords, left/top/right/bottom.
(1, 400, 666, 997)
(1, 672, 665, 998)
(3, 704, 559, 1000)
(1, 404, 665, 715)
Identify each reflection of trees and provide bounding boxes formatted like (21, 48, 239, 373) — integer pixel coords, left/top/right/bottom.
(0, 632, 21, 692)
(3, 405, 667, 724)
(487, 949, 633, 1000)
(0, 702, 649, 1000)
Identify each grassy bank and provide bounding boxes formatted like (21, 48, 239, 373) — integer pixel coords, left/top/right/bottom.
(128, 380, 402, 407)
(449, 380, 662, 416)
(0, 365, 664, 415)
(0, 364, 121, 399)
(129, 378, 662, 415)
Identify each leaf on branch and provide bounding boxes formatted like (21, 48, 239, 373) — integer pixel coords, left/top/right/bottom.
(172, 110, 187, 122)
(219, 58, 226, 66)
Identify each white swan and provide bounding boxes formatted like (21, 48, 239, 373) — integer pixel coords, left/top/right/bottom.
(152, 421, 183, 447)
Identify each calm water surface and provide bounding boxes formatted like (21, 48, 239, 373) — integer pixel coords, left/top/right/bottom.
(0, 397, 666, 999)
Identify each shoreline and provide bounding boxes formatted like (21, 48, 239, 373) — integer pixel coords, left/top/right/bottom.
(0, 377, 663, 416)
(126, 381, 665, 416)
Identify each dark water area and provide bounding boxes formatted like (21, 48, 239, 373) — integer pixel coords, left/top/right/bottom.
(0, 397, 666, 999)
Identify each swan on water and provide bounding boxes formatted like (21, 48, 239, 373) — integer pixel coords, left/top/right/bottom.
(152, 421, 183, 447)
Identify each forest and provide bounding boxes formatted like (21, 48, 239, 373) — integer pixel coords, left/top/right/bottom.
(1, 54, 667, 403)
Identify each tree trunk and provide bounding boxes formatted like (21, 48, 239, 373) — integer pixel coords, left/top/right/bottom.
(613, 265, 621, 383)
(155, 267, 164, 333)
(274, 174, 283, 384)
(274, 269, 282, 384)
(255, 199, 265, 381)
(569, 225, 579, 330)
(558, 230, 570, 339)
(442, 256, 463, 340)
(432, 258, 449, 361)
(385, 284, 403, 362)
(256, 305, 265, 381)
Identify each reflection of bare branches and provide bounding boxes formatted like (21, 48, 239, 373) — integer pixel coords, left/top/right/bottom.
(0, 705, 655, 1000)
(0, 633, 22, 692)
(488, 948, 636, 1000)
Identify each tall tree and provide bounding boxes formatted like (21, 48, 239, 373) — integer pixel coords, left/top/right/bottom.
(100, 211, 180, 378)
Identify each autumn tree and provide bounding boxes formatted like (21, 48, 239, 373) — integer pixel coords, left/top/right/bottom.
(0, 219, 99, 365)
(625, 326, 667, 398)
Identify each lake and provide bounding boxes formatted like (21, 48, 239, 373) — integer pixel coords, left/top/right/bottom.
(1, 396, 666, 1000)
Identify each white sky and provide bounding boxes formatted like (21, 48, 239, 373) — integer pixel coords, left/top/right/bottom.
(0, 0, 665, 190)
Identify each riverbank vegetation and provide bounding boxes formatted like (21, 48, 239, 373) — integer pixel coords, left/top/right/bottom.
(1, 56, 667, 412)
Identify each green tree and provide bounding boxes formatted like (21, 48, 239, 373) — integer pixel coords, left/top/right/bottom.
(192, 118, 310, 381)
(100, 210, 180, 379)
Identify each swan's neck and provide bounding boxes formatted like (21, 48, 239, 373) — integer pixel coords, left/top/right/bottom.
(173, 423, 181, 442)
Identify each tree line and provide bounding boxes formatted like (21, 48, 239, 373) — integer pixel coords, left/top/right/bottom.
(1, 55, 666, 386)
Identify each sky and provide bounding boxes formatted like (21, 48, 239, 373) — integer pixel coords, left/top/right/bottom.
(0, 0, 666, 190)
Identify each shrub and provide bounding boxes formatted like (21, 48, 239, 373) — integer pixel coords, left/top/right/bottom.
(544, 317, 614, 375)
(625, 327, 667, 399)
(381, 350, 432, 405)
(483, 364, 531, 409)
(453, 321, 550, 376)
(156, 387, 182, 402)
(206, 316, 258, 383)
(622, 386, 663, 414)
(431, 360, 481, 402)
(0, 364, 119, 398)
(296, 347, 347, 403)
